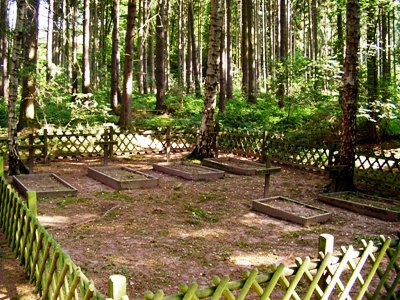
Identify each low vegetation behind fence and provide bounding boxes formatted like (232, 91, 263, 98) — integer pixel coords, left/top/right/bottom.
(0, 127, 399, 190)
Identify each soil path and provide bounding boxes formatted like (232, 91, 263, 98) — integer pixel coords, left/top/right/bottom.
(0, 232, 37, 300)
(6, 153, 400, 298)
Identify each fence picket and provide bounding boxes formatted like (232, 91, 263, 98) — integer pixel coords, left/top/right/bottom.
(372, 240, 400, 299)
(339, 241, 374, 300)
(283, 257, 310, 300)
(210, 276, 229, 300)
(260, 264, 285, 300)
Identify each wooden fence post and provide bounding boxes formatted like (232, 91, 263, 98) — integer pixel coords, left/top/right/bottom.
(166, 127, 171, 162)
(108, 274, 128, 300)
(28, 134, 34, 174)
(43, 129, 49, 164)
(109, 126, 115, 158)
(27, 191, 37, 216)
(263, 155, 272, 198)
(318, 233, 334, 296)
(261, 131, 268, 162)
(0, 156, 3, 176)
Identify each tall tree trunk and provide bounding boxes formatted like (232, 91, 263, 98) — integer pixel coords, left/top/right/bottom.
(226, 0, 233, 99)
(0, 0, 8, 101)
(110, 0, 121, 113)
(198, 0, 203, 84)
(119, 0, 136, 128)
(164, 0, 170, 89)
(82, 0, 91, 94)
(142, 0, 148, 94)
(381, 4, 389, 84)
(155, 0, 166, 111)
(47, 0, 54, 82)
(181, 0, 187, 90)
(334, 0, 361, 192)
(335, 0, 344, 106)
(71, 0, 78, 94)
(241, 0, 248, 93)
(91, 0, 99, 89)
(178, 0, 183, 86)
(276, 0, 287, 107)
(247, 0, 256, 103)
(137, 0, 144, 93)
(366, 0, 379, 142)
(189, 0, 222, 159)
(186, 25, 193, 94)
(149, 22, 155, 94)
(64, 0, 70, 80)
(262, 0, 268, 92)
(311, 0, 318, 88)
(219, 0, 226, 112)
(8, 0, 28, 175)
(188, 0, 201, 97)
(18, 0, 40, 131)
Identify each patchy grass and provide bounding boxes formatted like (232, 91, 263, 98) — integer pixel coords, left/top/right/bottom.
(183, 203, 220, 224)
(56, 197, 89, 208)
(96, 191, 132, 202)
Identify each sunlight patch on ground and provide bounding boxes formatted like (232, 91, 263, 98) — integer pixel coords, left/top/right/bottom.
(38, 214, 97, 227)
(240, 212, 300, 232)
(170, 228, 229, 239)
(229, 251, 286, 267)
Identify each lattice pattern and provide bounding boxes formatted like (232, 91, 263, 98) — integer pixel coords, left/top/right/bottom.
(268, 138, 334, 171)
(114, 130, 166, 154)
(144, 237, 400, 300)
(0, 176, 105, 299)
(1, 128, 399, 189)
(219, 131, 264, 158)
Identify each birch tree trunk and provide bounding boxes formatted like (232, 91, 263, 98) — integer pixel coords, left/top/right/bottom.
(47, 0, 54, 82)
(188, 0, 201, 97)
(110, 0, 121, 113)
(8, 0, 29, 175)
(72, 0, 78, 94)
(0, 0, 8, 101)
(247, 0, 256, 103)
(189, 0, 222, 159)
(82, 0, 91, 94)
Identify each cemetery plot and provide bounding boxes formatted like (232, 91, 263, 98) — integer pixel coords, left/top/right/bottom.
(153, 161, 225, 181)
(317, 191, 400, 222)
(203, 157, 281, 176)
(252, 196, 332, 226)
(12, 173, 78, 198)
(87, 166, 159, 190)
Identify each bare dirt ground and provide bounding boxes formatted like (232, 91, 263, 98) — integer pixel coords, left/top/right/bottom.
(6, 153, 400, 298)
(0, 232, 36, 299)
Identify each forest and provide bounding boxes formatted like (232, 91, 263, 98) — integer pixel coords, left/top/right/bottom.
(0, 0, 399, 173)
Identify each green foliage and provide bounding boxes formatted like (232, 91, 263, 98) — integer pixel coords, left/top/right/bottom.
(0, 101, 7, 128)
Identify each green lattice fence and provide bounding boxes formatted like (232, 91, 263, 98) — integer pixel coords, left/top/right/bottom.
(0, 163, 131, 299)
(144, 234, 400, 300)
(218, 130, 265, 158)
(0, 128, 399, 189)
